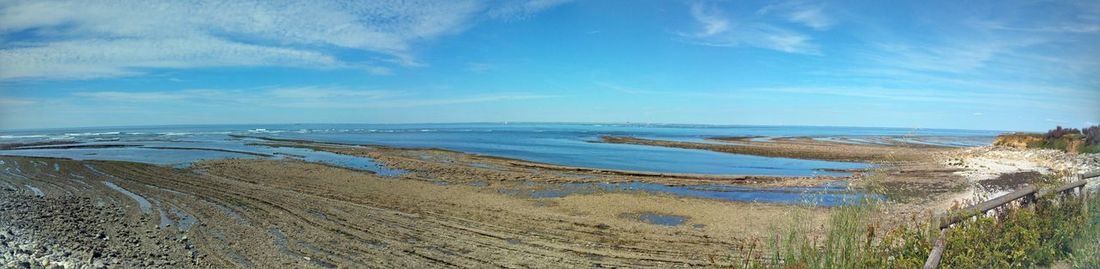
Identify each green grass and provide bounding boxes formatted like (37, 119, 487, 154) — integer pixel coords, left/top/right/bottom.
(724, 174, 1097, 269)
(1066, 192, 1100, 268)
(1082, 144, 1100, 154)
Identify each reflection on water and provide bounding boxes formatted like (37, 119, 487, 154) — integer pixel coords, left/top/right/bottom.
(502, 181, 883, 207)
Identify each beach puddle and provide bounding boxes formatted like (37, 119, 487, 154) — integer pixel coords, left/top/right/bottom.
(467, 162, 502, 170)
(209, 201, 248, 225)
(622, 212, 686, 226)
(171, 206, 198, 231)
(555, 172, 595, 179)
(505, 181, 881, 206)
(103, 181, 153, 214)
(266, 146, 406, 176)
(152, 199, 173, 229)
(268, 229, 291, 254)
(25, 184, 44, 197)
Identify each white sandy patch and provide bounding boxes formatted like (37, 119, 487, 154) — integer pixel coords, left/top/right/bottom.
(936, 147, 1100, 210)
(947, 147, 1099, 183)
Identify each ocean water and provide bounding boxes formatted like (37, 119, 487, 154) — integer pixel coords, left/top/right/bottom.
(0, 123, 1002, 177)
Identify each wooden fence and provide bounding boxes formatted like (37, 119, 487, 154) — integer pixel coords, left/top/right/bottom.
(922, 170, 1100, 269)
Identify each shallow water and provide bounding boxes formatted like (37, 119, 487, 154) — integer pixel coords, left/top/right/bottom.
(103, 181, 153, 214)
(258, 145, 406, 176)
(505, 181, 881, 207)
(633, 213, 686, 226)
(25, 184, 44, 197)
(171, 206, 198, 231)
(0, 123, 1001, 177)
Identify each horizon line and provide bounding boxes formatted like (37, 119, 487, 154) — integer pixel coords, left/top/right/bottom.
(0, 121, 1020, 134)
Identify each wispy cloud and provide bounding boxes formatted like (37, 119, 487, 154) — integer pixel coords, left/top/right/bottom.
(786, 5, 832, 30)
(267, 87, 399, 100)
(486, 0, 572, 21)
(466, 62, 496, 73)
(70, 87, 558, 109)
(374, 94, 558, 108)
(759, 1, 834, 30)
(74, 91, 192, 102)
(746, 86, 1090, 114)
(0, 0, 569, 80)
(680, 1, 822, 54)
(0, 98, 35, 106)
(1, 38, 339, 80)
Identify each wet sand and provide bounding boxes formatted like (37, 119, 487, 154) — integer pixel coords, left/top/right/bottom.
(0, 136, 1034, 268)
(599, 136, 969, 202)
(601, 136, 944, 163)
(1, 152, 829, 268)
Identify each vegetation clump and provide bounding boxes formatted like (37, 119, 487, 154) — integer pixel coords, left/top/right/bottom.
(994, 125, 1100, 153)
(725, 174, 1099, 269)
(1085, 125, 1100, 152)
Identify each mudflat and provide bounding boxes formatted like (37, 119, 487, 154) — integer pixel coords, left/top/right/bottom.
(0, 137, 1022, 268)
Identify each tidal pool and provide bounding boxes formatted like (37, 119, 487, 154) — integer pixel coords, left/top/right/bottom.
(503, 181, 882, 207)
(627, 212, 686, 226)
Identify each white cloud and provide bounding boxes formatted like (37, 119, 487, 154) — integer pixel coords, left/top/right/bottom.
(682, 2, 819, 54)
(0, 0, 568, 80)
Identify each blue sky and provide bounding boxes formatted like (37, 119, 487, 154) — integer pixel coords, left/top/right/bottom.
(0, 0, 1097, 131)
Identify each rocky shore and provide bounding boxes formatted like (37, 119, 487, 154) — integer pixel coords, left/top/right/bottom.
(943, 146, 1100, 198)
(1, 194, 199, 269)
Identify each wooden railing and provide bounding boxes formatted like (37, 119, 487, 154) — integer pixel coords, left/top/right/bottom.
(922, 170, 1100, 269)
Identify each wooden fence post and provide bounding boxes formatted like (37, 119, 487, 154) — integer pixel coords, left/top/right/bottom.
(1084, 186, 1090, 220)
(922, 171, 1098, 268)
(922, 229, 947, 269)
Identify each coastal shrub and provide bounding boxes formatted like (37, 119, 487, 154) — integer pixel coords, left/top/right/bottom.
(1018, 126, 1089, 153)
(1085, 125, 1100, 146)
(1084, 144, 1100, 154)
(724, 175, 1097, 269)
(939, 194, 1086, 267)
(1044, 126, 1081, 140)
